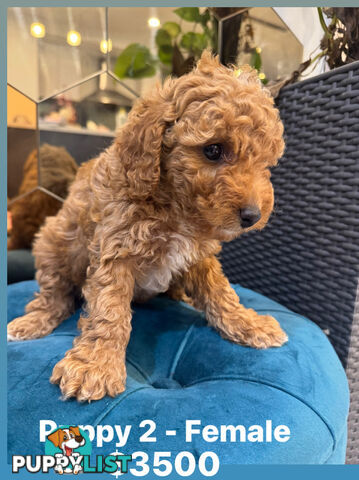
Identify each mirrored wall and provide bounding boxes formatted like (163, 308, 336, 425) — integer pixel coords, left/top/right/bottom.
(7, 6, 303, 246)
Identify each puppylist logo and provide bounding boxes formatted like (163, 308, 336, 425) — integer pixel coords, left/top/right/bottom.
(12, 425, 132, 475)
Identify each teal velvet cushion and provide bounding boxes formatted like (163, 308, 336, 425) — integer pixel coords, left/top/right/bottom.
(8, 280, 349, 464)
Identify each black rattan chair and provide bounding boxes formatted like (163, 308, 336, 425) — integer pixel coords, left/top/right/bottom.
(221, 60, 359, 463)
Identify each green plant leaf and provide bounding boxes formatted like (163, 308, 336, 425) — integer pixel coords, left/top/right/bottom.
(131, 48, 152, 74)
(131, 64, 157, 78)
(155, 28, 172, 47)
(180, 32, 208, 54)
(162, 21, 181, 38)
(174, 7, 201, 22)
(158, 44, 173, 65)
(114, 43, 156, 79)
(317, 7, 332, 39)
(251, 50, 262, 71)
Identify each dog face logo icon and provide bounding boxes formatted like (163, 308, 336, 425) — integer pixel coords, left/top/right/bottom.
(45, 425, 91, 474)
(47, 426, 85, 456)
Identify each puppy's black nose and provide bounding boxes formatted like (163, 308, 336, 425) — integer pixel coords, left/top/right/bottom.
(239, 206, 261, 228)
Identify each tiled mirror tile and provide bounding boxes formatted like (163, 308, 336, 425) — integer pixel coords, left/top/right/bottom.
(38, 73, 135, 135)
(220, 8, 303, 81)
(38, 75, 123, 195)
(211, 7, 248, 20)
(37, 143, 78, 201)
(7, 85, 38, 201)
(108, 7, 219, 97)
(7, 149, 66, 251)
(7, 8, 41, 101)
(8, 7, 108, 101)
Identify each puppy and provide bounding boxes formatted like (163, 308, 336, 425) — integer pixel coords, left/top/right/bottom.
(8, 52, 287, 402)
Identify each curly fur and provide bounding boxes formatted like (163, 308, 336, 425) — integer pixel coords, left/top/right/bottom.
(8, 144, 78, 250)
(8, 52, 287, 402)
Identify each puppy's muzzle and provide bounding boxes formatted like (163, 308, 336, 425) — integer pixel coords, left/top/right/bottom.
(239, 206, 261, 228)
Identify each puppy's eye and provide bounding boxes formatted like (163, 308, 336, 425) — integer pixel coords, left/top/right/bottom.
(203, 143, 223, 162)
(64, 435, 68, 440)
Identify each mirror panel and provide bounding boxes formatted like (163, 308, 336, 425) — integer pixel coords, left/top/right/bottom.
(8, 7, 108, 101)
(38, 74, 135, 134)
(108, 7, 218, 97)
(38, 76, 124, 196)
(7, 85, 38, 200)
(220, 7, 303, 82)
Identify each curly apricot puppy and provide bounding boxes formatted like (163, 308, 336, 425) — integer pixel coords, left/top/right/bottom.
(8, 52, 287, 402)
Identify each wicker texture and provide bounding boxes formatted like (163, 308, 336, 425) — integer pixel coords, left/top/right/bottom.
(220, 61, 359, 463)
(346, 284, 359, 463)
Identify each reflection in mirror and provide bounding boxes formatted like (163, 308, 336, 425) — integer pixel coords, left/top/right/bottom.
(220, 8, 303, 82)
(7, 144, 79, 250)
(108, 7, 219, 97)
(7, 8, 40, 100)
(8, 7, 108, 101)
(38, 77, 119, 195)
(38, 144, 78, 199)
(38, 74, 135, 135)
(7, 152, 62, 251)
(7, 85, 38, 200)
(7, 85, 37, 130)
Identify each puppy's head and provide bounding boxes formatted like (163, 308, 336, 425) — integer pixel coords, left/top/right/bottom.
(116, 51, 284, 241)
(47, 426, 85, 452)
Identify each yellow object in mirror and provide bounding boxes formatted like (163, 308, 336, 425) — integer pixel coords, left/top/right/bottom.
(7, 85, 37, 129)
(67, 30, 82, 46)
(100, 39, 112, 54)
(30, 22, 45, 38)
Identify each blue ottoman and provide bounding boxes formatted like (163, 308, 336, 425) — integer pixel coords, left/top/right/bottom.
(8, 280, 349, 465)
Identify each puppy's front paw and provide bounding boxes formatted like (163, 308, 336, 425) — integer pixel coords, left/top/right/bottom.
(243, 314, 288, 349)
(8, 312, 52, 341)
(50, 345, 126, 402)
(220, 311, 288, 349)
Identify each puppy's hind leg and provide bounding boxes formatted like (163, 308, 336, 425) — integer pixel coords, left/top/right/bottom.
(167, 281, 198, 309)
(8, 216, 82, 341)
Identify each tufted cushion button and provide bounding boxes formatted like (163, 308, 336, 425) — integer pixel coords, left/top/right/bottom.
(152, 378, 182, 389)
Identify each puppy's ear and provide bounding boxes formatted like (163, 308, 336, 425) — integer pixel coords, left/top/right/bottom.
(114, 85, 175, 200)
(196, 50, 221, 74)
(69, 426, 81, 436)
(47, 429, 62, 447)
